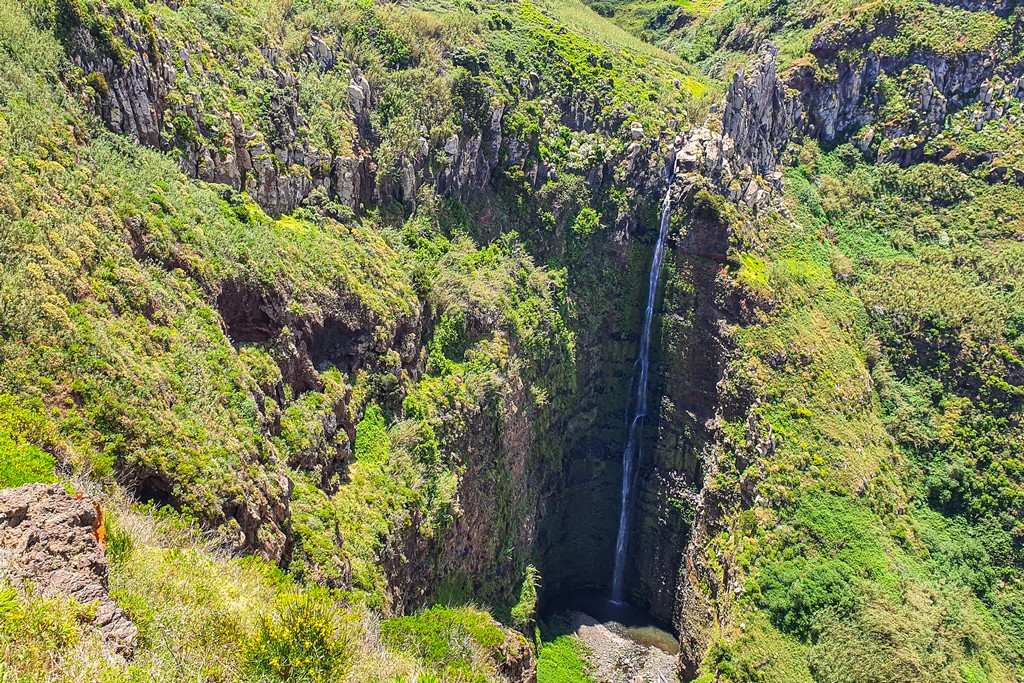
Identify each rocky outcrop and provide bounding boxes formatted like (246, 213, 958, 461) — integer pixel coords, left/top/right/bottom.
(494, 622, 539, 683)
(786, 10, 1024, 164)
(216, 277, 426, 495)
(719, 44, 798, 180)
(672, 44, 795, 207)
(434, 102, 506, 200)
(674, 20, 1024, 185)
(0, 484, 138, 658)
(218, 279, 426, 387)
(934, 0, 1018, 15)
(66, 11, 374, 216)
(62, 7, 515, 217)
(63, 4, 663, 221)
(122, 436, 293, 563)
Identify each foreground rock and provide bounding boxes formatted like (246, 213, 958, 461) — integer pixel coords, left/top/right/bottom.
(495, 623, 539, 683)
(0, 484, 138, 658)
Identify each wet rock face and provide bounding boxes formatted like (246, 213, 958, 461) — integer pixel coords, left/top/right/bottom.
(623, 183, 733, 626)
(384, 369, 555, 615)
(0, 484, 138, 658)
(673, 409, 777, 680)
(539, 336, 640, 596)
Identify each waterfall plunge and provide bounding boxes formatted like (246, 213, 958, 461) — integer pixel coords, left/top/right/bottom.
(611, 187, 673, 604)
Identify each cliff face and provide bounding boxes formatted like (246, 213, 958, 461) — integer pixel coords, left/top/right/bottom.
(538, 255, 648, 596)
(614, 48, 790, 623)
(631, 196, 732, 625)
(63, 0, 1020, 645)
(60, 7, 559, 218)
(537, 44, 784, 621)
(659, 20, 1024, 677)
(676, 21, 1024, 184)
(673, 45, 794, 208)
(9, 0, 1024, 678)
(69, 10, 354, 216)
(19, 0, 696, 625)
(535, 137, 672, 600)
(788, 9, 1024, 165)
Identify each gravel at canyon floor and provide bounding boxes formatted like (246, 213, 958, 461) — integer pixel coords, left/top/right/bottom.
(567, 611, 678, 683)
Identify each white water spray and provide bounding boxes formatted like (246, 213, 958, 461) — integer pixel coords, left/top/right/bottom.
(611, 187, 673, 603)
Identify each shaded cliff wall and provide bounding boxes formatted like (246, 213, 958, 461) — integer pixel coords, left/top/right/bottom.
(536, 206, 661, 597)
(537, 45, 786, 611)
(575, 45, 788, 622)
(629, 196, 731, 624)
(535, 179, 734, 625)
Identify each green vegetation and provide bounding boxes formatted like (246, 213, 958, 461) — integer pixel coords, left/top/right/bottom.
(0, 0, 689, 677)
(381, 605, 516, 682)
(0, 503, 520, 682)
(510, 564, 540, 632)
(243, 591, 354, 682)
(3, 0, 1024, 679)
(0, 396, 57, 488)
(536, 632, 593, 683)
(690, 138, 1024, 680)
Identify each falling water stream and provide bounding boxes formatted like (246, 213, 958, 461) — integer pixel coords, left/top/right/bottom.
(611, 187, 673, 604)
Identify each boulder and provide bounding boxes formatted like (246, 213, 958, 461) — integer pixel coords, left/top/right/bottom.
(0, 484, 138, 658)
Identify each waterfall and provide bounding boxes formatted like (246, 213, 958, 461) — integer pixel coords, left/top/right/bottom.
(611, 187, 673, 604)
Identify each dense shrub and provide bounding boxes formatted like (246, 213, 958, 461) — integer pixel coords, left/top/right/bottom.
(451, 69, 492, 132)
(510, 564, 539, 632)
(354, 404, 390, 463)
(0, 396, 56, 488)
(242, 592, 354, 683)
(381, 606, 509, 682)
(758, 557, 858, 642)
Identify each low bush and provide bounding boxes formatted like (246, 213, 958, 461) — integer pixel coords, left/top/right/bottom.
(242, 591, 354, 683)
(0, 396, 56, 488)
(381, 606, 506, 682)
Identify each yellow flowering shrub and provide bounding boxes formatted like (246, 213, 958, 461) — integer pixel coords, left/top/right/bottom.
(0, 582, 104, 678)
(242, 590, 353, 682)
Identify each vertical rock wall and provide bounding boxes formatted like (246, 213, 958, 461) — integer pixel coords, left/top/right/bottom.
(629, 196, 731, 624)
